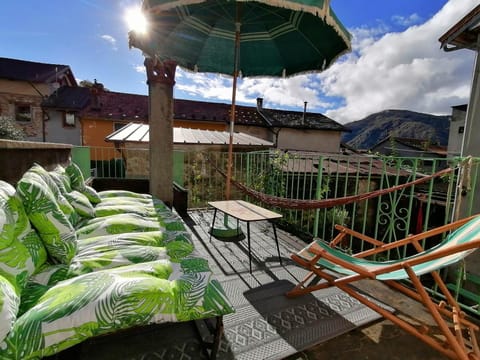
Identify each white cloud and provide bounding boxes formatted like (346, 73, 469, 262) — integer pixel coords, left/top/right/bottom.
(100, 34, 117, 50)
(322, 0, 477, 123)
(173, 0, 477, 124)
(134, 64, 145, 73)
(391, 13, 422, 27)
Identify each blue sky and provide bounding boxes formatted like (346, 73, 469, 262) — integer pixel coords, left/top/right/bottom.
(0, 0, 477, 123)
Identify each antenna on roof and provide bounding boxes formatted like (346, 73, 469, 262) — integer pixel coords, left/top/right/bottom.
(303, 101, 307, 124)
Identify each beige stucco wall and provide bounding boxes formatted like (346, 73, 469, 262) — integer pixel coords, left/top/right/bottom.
(235, 125, 273, 142)
(276, 128, 342, 152)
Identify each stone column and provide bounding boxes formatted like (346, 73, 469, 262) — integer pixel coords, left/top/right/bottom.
(144, 57, 176, 206)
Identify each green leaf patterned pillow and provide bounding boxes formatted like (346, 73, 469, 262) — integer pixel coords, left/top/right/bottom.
(52, 165, 72, 193)
(76, 214, 161, 239)
(81, 185, 101, 204)
(0, 181, 47, 272)
(0, 185, 15, 250)
(16, 174, 77, 264)
(0, 275, 19, 344)
(98, 190, 152, 200)
(65, 191, 95, 218)
(65, 162, 86, 189)
(27, 165, 79, 226)
(66, 163, 101, 204)
(94, 203, 157, 218)
(48, 170, 69, 196)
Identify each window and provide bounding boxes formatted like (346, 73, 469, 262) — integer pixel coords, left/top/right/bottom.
(15, 104, 31, 122)
(458, 126, 464, 134)
(64, 112, 75, 127)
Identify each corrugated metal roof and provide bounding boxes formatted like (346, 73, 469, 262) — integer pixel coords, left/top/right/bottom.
(105, 123, 273, 147)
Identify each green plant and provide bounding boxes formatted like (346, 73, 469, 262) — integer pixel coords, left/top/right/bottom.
(0, 115, 25, 140)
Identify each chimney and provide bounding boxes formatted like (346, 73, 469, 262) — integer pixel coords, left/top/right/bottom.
(303, 101, 307, 124)
(256, 97, 263, 110)
(90, 79, 104, 110)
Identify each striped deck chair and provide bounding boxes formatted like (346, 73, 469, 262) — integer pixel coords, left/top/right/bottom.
(287, 215, 480, 360)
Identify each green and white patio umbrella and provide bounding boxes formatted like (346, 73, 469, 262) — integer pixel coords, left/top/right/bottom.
(129, 0, 351, 198)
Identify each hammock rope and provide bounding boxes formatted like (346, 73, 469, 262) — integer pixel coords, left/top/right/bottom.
(212, 162, 454, 210)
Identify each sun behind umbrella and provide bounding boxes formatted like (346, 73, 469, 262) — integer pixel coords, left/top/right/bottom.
(129, 0, 351, 201)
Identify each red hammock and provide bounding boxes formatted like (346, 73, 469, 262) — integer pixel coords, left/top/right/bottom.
(214, 165, 453, 210)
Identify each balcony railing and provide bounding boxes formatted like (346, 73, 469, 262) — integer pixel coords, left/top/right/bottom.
(82, 146, 480, 315)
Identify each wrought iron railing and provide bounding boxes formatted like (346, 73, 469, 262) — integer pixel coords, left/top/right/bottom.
(81, 146, 480, 315)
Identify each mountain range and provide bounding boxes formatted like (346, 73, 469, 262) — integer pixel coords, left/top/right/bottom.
(341, 109, 451, 150)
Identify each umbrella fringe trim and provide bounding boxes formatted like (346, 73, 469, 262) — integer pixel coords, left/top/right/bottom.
(146, 0, 352, 47)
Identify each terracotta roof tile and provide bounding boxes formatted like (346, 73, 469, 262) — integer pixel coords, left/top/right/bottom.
(50, 86, 346, 132)
(80, 90, 149, 121)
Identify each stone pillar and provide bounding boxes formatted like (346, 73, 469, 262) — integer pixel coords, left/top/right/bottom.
(144, 57, 176, 206)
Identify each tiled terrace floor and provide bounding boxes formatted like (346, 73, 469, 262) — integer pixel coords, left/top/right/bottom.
(185, 209, 450, 360)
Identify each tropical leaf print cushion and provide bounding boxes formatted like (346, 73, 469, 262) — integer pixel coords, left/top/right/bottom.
(75, 213, 161, 239)
(0, 275, 19, 344)
(94, 203, 157, 218)
(52, 165, 72, 193)
(68, 245, 169, 275)
(0, 182, 47, 272)
(0, 238, 35, 294)
(65, 191, 95, 219)
(69, 231, 194, 275)
(16, 174, 77, 264)
(19, 264, 71, 316)
(0, 259, 233, 359)
(0, 190, 15, 251)
(98, 189, 152, 200)
(65, 163, 101, 204)
(0, 182, 37, 293)
(27, 165, 79, 226)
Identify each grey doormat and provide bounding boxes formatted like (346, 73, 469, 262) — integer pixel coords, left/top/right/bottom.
(212, 279, 389, 360)
(51, 279, 390, 360)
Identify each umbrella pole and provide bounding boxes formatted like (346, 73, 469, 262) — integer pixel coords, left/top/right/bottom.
(210, 16, 245, 241)
(225, 20, 241, 200)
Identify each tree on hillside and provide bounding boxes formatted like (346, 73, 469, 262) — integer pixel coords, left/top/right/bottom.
(0, 116, 25, 140)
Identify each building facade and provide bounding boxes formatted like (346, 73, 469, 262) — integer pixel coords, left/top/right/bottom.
(0, 57, 76, 141)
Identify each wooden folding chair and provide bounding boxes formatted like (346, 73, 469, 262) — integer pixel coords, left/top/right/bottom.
(287, 215, 480, 360)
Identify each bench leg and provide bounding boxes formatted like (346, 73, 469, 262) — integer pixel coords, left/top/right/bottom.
(196, 316, 223, 360)
(210, 316, 223, 360)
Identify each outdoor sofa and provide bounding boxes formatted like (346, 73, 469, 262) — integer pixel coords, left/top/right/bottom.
(0, 162, 233, 359)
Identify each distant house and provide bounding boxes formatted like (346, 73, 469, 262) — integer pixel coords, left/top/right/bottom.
(370, 136, 448, 170)
(77, 82, 149, 161)
(76, 86, 346, 149)
(0, 57, 77, 141)
(447, 104, 467, 157)
(371, 136, 447, 157)
(41, 86, 90, 145)
(42, 82, 348, 158)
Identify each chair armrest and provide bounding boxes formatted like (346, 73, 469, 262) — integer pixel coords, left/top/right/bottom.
(334, 215, 478, 259)
(332, 224, 384, 247)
